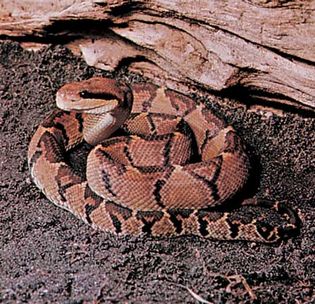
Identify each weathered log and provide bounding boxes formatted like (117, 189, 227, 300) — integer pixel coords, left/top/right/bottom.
(1, 0, 314, 112)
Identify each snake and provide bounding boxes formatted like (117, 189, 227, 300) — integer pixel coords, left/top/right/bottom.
(28, 77, 299, 242)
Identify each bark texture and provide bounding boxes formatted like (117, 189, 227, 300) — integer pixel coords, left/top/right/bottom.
(1, 0, 314, 112)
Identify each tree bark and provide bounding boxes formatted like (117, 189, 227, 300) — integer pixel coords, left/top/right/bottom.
(1, 0, 314, 112)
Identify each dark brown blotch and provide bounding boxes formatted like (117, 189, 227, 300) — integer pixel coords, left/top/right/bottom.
(42, 110, 67, 128)
(168, 208, 194, 234)
(105, 200, 133, 221)
(225, 218, 240, 239)
(188, 168, 221, 203)
(101, 169, 116, 197)
(256, 222, 278, 242)
(84, 184, 103, 205)
(40, 131, 65, 163)
(136, 210, 164, 234)
(153, 179, 166, 208)
(56, 165, 84, 202)
(133, 83, 158, 112)
(75, 113, 84, 133)
(105, 200, 133, 234)
(165, 89, 196, 115)
(28, 150, 43, 170)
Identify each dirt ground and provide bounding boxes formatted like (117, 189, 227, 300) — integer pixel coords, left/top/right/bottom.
(0, 41, 314, 303)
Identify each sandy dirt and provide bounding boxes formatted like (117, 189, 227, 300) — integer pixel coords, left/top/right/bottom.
(0, 41, 314, 303)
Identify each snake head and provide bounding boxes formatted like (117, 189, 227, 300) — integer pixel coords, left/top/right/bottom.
(56, 77, 133, 114)
(56, 77, 133, 145)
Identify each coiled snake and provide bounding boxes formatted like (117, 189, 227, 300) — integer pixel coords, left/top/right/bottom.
(28, 77, 298, 242)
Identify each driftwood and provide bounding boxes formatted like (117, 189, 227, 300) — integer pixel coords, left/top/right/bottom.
(1, 0, 315, 112)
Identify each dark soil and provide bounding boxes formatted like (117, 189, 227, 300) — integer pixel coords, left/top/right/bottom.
(0, 41, 314, 304)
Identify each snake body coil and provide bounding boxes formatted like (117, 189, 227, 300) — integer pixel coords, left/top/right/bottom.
(28, 77, 298, 242)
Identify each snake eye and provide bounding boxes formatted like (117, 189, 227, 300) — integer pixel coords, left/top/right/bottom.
(79, 90, 118, 101)
(79, 90, 89, 98)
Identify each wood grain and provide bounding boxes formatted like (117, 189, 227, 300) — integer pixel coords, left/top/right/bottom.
(1, 0, 314, 111)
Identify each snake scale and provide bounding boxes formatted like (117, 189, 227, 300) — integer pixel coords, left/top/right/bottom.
(28, 77, 298, 242)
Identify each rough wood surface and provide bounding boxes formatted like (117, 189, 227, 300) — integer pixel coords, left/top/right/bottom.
(1, 0, 315, 112)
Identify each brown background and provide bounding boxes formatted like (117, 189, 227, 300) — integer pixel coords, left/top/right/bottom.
(0, 41, 314, 303)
